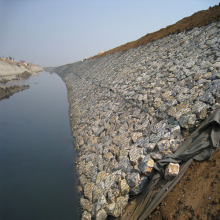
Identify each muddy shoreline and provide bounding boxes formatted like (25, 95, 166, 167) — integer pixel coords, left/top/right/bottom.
(0, 85, 30, 101)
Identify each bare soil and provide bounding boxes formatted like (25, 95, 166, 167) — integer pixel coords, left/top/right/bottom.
(147, 149, 220, 220)
(91, 5, 220, 59)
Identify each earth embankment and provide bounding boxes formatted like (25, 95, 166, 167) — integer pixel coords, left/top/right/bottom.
(47, 5, 220, 220)
(0, 58, 43, 82)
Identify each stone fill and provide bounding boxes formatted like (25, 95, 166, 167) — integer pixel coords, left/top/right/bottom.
(52, 21, 219, 219)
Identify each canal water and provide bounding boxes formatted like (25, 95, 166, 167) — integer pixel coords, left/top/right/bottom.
(0, 71, 79, 220)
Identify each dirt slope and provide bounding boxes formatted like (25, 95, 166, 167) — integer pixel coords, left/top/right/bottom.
(146, 149, 220, 220)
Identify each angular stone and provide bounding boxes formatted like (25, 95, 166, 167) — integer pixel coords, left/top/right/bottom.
(149, 133, 161, 143)
(157, 140, 170, 152)
(106, 195, 129, 217)
(82, 211, 92, 220)
(109, 145, 120, 157)
(79, 174, 87, 185)
(96, 209, 107, 220)
(187, 114, 196, 126)
(168, 117, 179, 125)
(84, 182, 95, 201)
(107, 188, 120, 203)
(96, 195, 108, 212)
(150, 151, 163, 160)
(134, 137, 149, 148)
(113, 135, 130, 147)
(130, 176, 149, 195)
(119, 149, 129, 159)
(192, 101, 208, 120)
(92, 185, 103, 203)
(170, 125, 181, 139)
(199, 91, 215, 105)
(96, 171, 109, 184)
(104, 152, 114, 160)
(131, 132, 143, 143)
(126, 171, 140, 188)
(147, 143, 157, 152)
(94, 126, 105, 136)
(104, 170, 122, 192)
(138, 155, 155, 176)
(106, 158, 119, 173)
(162, 91, 172, 100)
(164, 163, 180, 180)
(80, 198, 93, 212)
(119, 179, 130, 195)
(83, 161, 94, 178)
(178, 114, 196, 128)
(118, 157, 132, 173)
(106, 203, 116, 216)
(129, 147, 143, 165)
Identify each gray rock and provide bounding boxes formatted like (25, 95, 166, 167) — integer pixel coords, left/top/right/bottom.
(192, 101, 208, 119)
(129, 147, 144, 165)
(80, 198, 93, 212)
(150, 151, 163, 160)
(84, 182, 95, 201)
(170, 125, 181, 139)
(144, 143, 156, 153)
(130, 176, 149, 195)
(178, 114, 196, 128)
(131, 132, 143, 143)
(82, 211, 92, 220)
(138, 155, 155, 176)
(126, 171, 140, 188)
(96, 195, 108, 212)
(96, 209, 107, 220)
(199, 91, 215, 105)
(106, 195, 129, 217)
(119, 179, 130, 195)
(134, 137, 149, 148)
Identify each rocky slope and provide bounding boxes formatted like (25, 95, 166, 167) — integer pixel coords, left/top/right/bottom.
(48, 6, 220, 220)
(0, 58, 43, 82)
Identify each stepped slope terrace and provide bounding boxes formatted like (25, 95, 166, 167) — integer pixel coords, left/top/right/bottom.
(46, 6, 220, 220)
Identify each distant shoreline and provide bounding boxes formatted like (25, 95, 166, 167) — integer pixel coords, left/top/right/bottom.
(0, 58, 43, 83)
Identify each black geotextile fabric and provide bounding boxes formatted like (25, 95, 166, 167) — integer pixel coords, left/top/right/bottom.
(121, 108, 220, 220)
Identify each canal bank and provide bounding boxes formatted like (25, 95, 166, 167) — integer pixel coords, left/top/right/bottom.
(48, 18, 220, 219)
(0, 71, 80, 220)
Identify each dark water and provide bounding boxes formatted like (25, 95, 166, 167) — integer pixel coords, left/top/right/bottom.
(0, 71, 79, 220)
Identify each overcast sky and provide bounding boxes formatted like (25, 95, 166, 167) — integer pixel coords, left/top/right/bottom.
(0, 0, 219, 67)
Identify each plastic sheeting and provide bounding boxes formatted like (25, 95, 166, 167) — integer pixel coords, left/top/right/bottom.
(121, 108, 220, 220)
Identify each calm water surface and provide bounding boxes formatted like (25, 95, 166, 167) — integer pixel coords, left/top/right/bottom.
(0, 71, 79, 220)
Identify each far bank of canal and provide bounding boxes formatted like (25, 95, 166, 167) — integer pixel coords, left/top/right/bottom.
(0, 71, 79, 220)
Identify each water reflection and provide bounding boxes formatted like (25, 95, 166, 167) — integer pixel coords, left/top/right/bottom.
(0, 71, 79, 220)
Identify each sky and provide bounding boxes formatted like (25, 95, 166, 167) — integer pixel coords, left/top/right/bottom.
(0, 0, 219, 67)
